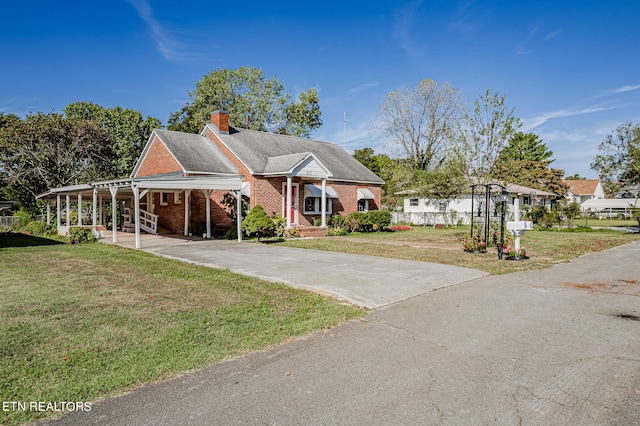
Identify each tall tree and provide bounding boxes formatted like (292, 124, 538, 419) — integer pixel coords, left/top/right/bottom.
(457, 88, 521, 181)
(373, 78, 463, 171)
(491, 159, 567, 196)
(353, 147, 412, 208)
(64, 102, 161, 178)
(168, 66, 322, 137)
(0, 113, 112, 208)
(495, 132, 553, 163)
(591, 121, 640, 195)
(489, 131, 566, 194)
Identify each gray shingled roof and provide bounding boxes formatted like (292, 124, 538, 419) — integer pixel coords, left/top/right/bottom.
(155, 130, 239, 175)
(210, 125, 384, 184)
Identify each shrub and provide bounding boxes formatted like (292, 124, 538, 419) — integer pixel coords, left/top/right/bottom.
(271, 213, 286, 237)
(68, 227, 97, 244)
(191, 221, 215, 237)
(313, 218, 322, 227)
(242, 205, 276, 241)
(347, 210, 391, 233)
(24, 220, 57, 237)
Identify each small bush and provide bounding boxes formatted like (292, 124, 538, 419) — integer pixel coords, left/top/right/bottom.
(313, 218, 322, 227)
(271, 213, 286, 237)
(68, 227, 97, 244)
(284, 227, 300, 238)
(242, 205, 276, 241)
(24, 221, 57, 237)
(346, 210, 391, 233)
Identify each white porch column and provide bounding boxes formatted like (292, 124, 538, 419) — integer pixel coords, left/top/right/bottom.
(183, 190, 191, 236)
(109, 186, 118, 243)
(99, 195, 103, 225)
(46, 202, 51, 225)
(77, 193, 82, 226)
(92, 188, 97, 231)
(65, 195, 70, 228)
(133, 184, 141, 249)
(202, 189, 212, 238)
(321, 178, 327, 227)
(286, 175, 292, 228)
(236, 190, 242, 243)
(56, 195, 61, 228)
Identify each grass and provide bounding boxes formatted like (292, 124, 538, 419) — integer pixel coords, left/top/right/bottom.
(0, 234, 364, 425)
(276, 225, 640, 275)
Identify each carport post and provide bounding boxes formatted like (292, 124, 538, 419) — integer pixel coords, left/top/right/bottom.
(133, 184, 141, 249)
(202, 189, 212, 238)
(92, 188, 97, 231)
(46, 202, 51, 225)
(65, 195, 70, 228)
(109, 186, 118, 243)
(184, 190, 191, 236)
(77, 193, 82, 226)
(56, 195, 61, 228)
(236, 189, 242, 243)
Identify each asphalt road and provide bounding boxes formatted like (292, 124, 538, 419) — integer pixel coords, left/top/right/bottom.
(44, 240, 640, 425)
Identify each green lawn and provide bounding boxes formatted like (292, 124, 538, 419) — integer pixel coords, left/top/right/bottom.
(0, 234, 363, 425)
(277, 225, 640, 275)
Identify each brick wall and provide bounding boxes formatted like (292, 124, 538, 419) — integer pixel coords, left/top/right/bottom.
(134, 137, 182, 177)
(152, 190, 231, 235)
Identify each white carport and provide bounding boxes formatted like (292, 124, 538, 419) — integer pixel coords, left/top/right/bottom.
(37, 174, 244, 249)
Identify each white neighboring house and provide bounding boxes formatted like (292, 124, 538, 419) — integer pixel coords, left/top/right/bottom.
(562, 179, 639, 219)
(580, 198, 640, 219)
(396, 183, 557, 225)
(562, 179, 605, 204)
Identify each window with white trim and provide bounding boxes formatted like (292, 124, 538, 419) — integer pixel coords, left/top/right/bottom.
(174, 192, 181, 204)
(357, 199, 369, 212)
(160, 192, 169, 206)
(409, 198, 419, 207)
(304, 197, 331, 214)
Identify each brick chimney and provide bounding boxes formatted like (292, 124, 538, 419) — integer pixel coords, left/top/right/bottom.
(210, 110, 229, 134)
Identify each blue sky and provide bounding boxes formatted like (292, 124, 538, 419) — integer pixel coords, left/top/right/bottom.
(2, 1, 639, 178)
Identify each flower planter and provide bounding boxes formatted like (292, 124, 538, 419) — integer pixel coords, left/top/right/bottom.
(506, 255, 529, 261)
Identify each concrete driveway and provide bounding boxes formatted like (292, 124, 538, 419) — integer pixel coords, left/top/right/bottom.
(142, 239, 489, 309)
(56, 239, 640, 425)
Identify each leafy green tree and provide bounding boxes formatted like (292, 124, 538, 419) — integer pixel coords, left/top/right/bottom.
(64, 102, 161, 178)
(564, 173, 585, 180)
(490, 159, 567, 196)
(561, 201, 582, 228)
(242, 205, 276, 241)
(0, 113, 112, 209)
(352, 147, 413, 208)
(495, 132, 553, 164)
(168, 66, 322, 137)
(373, 78, 464, 171)
(410, 158, 467, 225)
(457, 88, 521, 181)
(591, 121, 640, 195)
(489, 131, 566, 195)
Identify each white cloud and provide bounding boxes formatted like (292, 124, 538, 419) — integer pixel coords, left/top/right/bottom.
(126, 0, 203, 64)
(522, 105, 617, 131)
(612, 84, 640, 94)
(347, 82, 379, 96)
(544, 29, 562, 41)
(392, 0, 424, 59)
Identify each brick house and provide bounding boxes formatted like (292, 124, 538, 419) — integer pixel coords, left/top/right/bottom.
(38, 110, 383, 246)
(133, 110, 383, 235)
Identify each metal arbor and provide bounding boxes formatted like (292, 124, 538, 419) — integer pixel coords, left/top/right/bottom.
(470, 184, 508, 259)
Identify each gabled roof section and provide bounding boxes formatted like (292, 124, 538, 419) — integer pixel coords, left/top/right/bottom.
(206, 125, 384, 184)
(263, 153, 313, 174)
(132, 130, 239, 178)
(562, 179, 600, 195)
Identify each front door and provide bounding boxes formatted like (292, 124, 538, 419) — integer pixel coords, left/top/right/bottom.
(282, 182, 299, 225)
